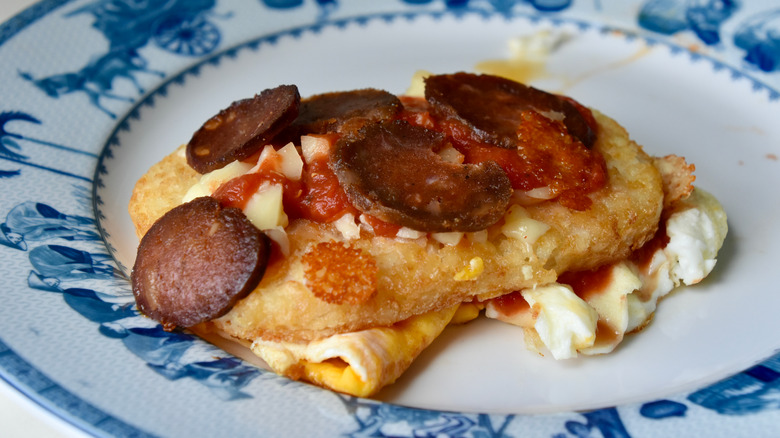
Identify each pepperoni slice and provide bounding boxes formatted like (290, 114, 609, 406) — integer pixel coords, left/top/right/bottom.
(282, 88, 401, 140)
(131, 197, 271, 329)
(331, 120, 512, 232)
(424, 72, 596, 149)
(186, 85, 300, 174)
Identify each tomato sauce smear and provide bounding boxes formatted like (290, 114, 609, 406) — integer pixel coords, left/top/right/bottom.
(400, 96, 607, 211)
(212, 157, 359, 225)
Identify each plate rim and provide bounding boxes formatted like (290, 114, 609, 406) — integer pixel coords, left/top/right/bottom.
(1, 1, 779, 436)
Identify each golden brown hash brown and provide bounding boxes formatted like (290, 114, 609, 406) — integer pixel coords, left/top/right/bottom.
(128, 110, 664, 343)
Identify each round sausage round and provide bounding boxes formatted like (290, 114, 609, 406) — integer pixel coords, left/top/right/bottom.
(331, 120, 512, 232)
(131, 196, 271, 329)
(186, 85, 300, 174)
(424, 72, 596, 149)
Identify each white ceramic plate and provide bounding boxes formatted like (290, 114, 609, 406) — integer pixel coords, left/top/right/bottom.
(1, 1, 779, 436)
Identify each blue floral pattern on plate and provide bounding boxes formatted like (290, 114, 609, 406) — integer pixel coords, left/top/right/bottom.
(0, 1, 779, 437)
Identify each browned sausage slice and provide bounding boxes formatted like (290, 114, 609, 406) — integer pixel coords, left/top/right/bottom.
(187, 85, 300, 174)
(331, 120, 512, 232)
(285, 88, 401, 139)
(131, 197, 271, 329)
(425, 72, 595, 149)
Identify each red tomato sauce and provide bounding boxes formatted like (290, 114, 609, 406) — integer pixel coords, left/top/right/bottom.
(211, 171, 302, 210)
(212, 157, 358, 224)
(490, 290, 530, 317)
(398, 96, 435, 129)
(361, 214, 402, 238)
(396, 95, 606, 211)
(630, 222, 670, 271)
(213, 93, 606, 231)
(294, 157, 358, 223)
(558, 264, 614, 302)
(442, 111, 606, 210)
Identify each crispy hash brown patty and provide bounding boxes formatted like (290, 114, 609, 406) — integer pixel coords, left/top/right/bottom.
(129, 109, 663, 342)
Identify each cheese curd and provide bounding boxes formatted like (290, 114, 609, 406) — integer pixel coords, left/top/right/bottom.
(182, 159, 254, 202)
(182, 143, 305, 249)
(243, 183, 287, 230)
(521, 284, 598, 359)
(501, 204, 550, 245)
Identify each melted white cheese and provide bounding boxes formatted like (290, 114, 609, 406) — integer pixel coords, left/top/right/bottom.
(182, 160, 254, 203)
(501, 205, 550, 245)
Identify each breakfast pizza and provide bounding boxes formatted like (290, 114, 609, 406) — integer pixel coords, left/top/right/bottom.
(128, 72, 727, 397)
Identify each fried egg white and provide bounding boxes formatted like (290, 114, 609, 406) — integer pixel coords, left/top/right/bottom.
(485, 187, 728, 358)
(249, 305, 459, 397)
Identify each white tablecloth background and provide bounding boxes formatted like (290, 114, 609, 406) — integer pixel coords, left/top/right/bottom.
(0, 2, 85, 437)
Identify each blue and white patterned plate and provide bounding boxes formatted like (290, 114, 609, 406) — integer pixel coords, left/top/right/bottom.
(1, 1, 779, 436)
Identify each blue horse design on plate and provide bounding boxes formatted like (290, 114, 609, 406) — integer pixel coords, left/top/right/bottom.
(68, 0, 222, 56)
(18, 48, 166, 120)
(19, 0, 222, 118)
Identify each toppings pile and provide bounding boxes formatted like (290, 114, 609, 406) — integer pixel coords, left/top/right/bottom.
(189, 71, 605, 232)
(133, 72, 608, 330)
